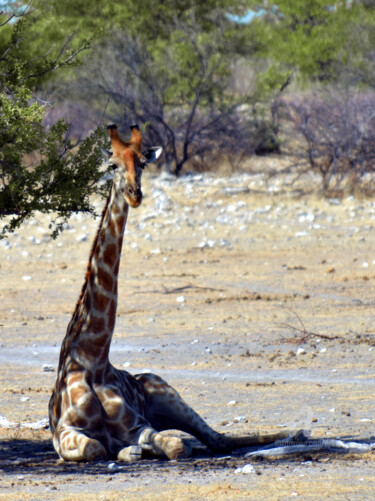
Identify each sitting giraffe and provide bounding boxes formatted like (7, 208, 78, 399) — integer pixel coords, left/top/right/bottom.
(49, 124, 289, 461)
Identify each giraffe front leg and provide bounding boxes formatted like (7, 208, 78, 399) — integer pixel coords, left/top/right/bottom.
(54, 428, 107, 461)
(137, 427, 191, 460)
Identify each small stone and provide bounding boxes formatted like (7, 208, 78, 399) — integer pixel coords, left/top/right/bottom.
(176, 296, 186, 303)
(235, 464, 255, 474)
(233, 415, 246, 423)
(42, 364, 55, 372)
(227, 400, 237, 406)
(76, 233, 89, 242)
(22, 276, 32, 281)
(296, 348, 305, 355)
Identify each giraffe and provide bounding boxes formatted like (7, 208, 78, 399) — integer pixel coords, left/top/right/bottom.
(49, 124, 289, 462)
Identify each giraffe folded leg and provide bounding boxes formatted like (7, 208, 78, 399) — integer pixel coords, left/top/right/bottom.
(137, 427, 191, 459)
(136, 373, 290, 454)
(54, 428, 108, 461)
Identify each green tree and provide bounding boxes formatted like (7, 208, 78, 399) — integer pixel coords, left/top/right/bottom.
(246, 0, 375, 86)
(0, 6, 108, 238)
(56, 0, 277, 174)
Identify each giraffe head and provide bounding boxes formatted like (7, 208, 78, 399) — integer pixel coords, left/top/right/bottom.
(105, 124, 162, 208)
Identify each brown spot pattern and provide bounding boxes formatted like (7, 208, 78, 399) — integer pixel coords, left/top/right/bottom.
(93, 292, 110, 312)
(103, 244, 117, 268)
(97, 267, 113, 292)
(88, 315, 105, 334)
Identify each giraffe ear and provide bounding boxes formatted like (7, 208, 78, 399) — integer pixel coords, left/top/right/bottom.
(142, 146, 163, 164)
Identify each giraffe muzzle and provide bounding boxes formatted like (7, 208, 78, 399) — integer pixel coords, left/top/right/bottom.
(125, 185, 143, 208)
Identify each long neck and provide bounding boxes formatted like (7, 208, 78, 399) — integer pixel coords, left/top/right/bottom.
(61, 182, 129, 370)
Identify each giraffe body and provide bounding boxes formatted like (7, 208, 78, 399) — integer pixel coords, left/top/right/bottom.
(49, 125, 289, 462)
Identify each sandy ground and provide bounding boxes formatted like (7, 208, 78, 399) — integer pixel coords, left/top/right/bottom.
(0, 158, 374, 500)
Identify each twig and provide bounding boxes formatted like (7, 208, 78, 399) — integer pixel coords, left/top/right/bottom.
(132, 283, 224, 295)
(278, 307, 343, 343)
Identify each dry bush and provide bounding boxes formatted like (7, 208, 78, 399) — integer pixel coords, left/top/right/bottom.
(275, 91, 375, 194)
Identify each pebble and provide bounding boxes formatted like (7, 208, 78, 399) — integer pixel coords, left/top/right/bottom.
(176, 296, 186, 303)
(28, 236, 41, 245)
(227, 400, 237, 406)
(233, 415, 246, 423)
(42, 364, 55, 372)
(234, 464, 255, 474)
(76, 233, 89, 242)
(22, 276, 32, 281)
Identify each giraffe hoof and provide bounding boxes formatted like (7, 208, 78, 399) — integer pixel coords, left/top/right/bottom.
(82, 439, 107, 461)
(118, 445, 142, 462)
(164, 437, 191, 460)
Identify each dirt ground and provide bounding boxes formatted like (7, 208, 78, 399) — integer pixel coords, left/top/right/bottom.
(0, 158, 374, 500)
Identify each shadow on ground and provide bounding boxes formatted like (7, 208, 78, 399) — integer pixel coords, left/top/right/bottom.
(1, 435, 373, 477)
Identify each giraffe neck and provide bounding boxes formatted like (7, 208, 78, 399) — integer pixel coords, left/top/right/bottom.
(60, 182, 129, 372)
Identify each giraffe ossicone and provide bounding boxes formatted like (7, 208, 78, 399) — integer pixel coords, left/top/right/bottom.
(49, 124, 290, 462)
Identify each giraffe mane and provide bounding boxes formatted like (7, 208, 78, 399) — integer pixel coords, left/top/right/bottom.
(65, 189, 112, 337)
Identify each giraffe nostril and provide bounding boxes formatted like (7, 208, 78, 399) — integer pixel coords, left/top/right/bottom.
(126, 185, 142, 200)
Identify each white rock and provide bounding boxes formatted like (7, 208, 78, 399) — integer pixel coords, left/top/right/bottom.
(28, 236, 41, 245)
(227, 400, 237, 406)
(233, 415, 246, 423)
(0, 240, 11, 249)
(296, 348, 305, 355)
(22, 276, 32, 281)
(76, 233, 89, 242)
(235, 464, 255, 474)
(176, 296, 186, 303)
(219, 239, 232, 248)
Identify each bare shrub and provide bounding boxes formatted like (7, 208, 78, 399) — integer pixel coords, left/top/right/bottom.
(69, 31, 280, 175)
(275, 91, 375, 193)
